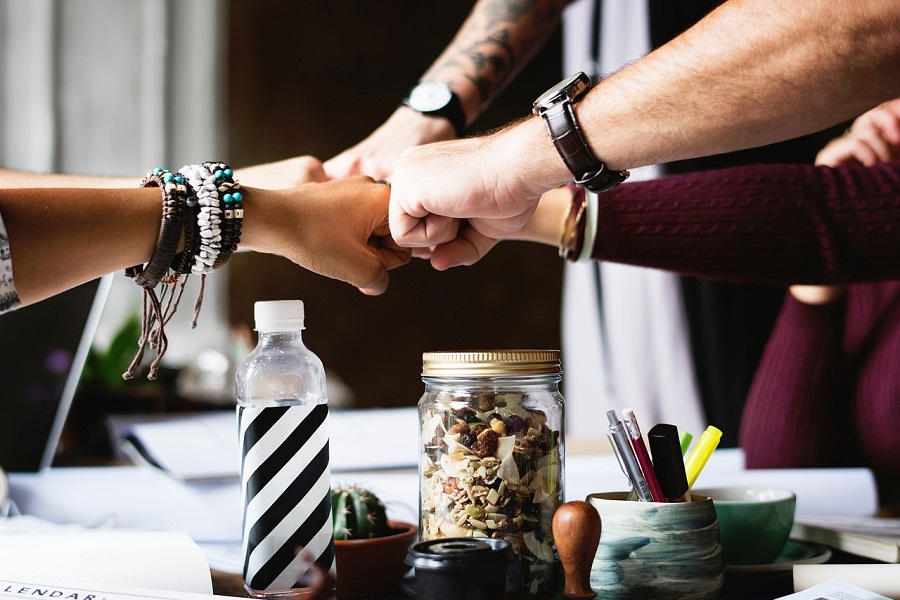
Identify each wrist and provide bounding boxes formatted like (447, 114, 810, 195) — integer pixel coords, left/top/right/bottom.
(500, 116, 574, 193)
(239, 186, 272, 253)
(396, 105, 458, 141)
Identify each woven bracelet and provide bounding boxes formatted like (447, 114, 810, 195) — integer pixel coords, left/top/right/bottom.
(204, 161, 243, 270)
(179, 163, 221, 274)
(123, 167, 192, 381)
(126, 168, 190, 288)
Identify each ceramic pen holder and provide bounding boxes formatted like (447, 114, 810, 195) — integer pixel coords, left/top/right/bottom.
(587, 492, 725, 600)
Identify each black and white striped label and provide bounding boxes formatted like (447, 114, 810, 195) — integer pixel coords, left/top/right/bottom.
(239, 403, 334, 592)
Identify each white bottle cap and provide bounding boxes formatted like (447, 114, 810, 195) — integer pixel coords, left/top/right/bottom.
(254, 300, 305, 331)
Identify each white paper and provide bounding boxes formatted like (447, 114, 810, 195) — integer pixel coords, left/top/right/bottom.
(794, 566, 900, 599)
(119, 415, 238, 481)
(0, 578, 235, 600)
(0, 530, 212, 594)
(7, 466, 241, 543)
(110, 407, 419, 480)
(778, 578, 891, 599)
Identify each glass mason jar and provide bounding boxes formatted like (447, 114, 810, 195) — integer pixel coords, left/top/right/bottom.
(417, 350, 565, 599)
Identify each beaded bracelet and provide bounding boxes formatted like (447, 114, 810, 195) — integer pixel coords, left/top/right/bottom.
(125, 162, 243, 381)
(207, 161, 243, 270)
(178, 163, 222, 274)
(178, 161, 242, 274)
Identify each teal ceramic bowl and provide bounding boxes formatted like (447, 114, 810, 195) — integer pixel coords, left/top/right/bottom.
(694, 487, 796, 566)
(587, 492, 724, 600)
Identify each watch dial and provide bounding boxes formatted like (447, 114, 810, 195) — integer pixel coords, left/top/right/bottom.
(409, 82, 452, 112)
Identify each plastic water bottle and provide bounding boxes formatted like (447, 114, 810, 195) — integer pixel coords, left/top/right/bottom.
(235, 300, 334, 597)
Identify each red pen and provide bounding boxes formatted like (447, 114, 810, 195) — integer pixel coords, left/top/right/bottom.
(622, 408, 664, 503)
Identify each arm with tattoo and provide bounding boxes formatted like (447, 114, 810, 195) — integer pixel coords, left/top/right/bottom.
(324, 0, 571, 180)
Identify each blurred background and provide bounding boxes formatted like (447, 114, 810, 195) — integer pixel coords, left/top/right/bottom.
(0, 0, 564, 460)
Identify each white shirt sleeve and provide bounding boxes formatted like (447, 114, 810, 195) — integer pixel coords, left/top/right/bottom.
(0, 208, 22, 314)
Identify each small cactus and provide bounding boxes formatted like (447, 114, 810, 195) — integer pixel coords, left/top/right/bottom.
(331, 484, 391, 540)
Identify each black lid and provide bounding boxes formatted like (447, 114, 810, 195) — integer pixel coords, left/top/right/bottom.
(406, 538, 512, 571)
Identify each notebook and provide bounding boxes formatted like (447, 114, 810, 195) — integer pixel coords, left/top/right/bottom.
(0, 275, 113, 472)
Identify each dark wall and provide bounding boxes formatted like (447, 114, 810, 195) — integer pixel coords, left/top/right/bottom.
(226, 2, 564, 408)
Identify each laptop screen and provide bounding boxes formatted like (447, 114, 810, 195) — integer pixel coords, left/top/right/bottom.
(0, 275, 112, 472)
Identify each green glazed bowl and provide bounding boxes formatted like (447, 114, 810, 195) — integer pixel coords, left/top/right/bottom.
(694, 487, 796, 565)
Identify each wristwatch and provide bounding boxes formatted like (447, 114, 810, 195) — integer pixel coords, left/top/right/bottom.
(533, 72, 629, 193)
(403, 81, 466, 137)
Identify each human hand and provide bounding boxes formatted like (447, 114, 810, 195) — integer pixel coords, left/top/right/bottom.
(815, 99, 900, 167)
(236, 156, 328, 189)
(389, 121, 562, 270)
(323, 107, 456, 180)
(242, 178, 410, 295)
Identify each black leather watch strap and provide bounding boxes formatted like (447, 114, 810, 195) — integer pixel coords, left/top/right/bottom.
(434, 91, 466, 138)
(541, 101, 628, 193)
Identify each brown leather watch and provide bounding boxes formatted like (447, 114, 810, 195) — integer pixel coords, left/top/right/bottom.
(533, 72, 629, 193)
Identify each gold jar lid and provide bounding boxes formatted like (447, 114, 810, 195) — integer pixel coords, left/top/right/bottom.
(422, 350, 561, 376)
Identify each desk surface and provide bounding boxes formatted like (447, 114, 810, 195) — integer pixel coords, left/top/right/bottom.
(210, 550, 884, 600)
(7, 447, 891, 600)
(210, 569, 795, 599)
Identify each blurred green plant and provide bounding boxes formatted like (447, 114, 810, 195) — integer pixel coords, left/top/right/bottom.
(80, 313, 142, 390)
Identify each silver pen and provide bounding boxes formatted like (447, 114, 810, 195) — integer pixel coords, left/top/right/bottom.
(607, 410, 653, 502)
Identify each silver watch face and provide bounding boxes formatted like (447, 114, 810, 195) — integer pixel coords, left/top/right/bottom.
(408, 81, 453, 112)
(533, 72, 590, 113)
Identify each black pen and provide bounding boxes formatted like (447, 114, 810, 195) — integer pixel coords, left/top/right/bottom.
(648, 423, 692, 503)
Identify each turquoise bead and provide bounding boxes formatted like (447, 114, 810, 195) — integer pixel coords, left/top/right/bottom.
(175, 175, 184, 184)
(224, 168, 233, 177)
(215, 169, 224, 179)
(223, 193, 233, 203)
(153, 167, 163, 174)
(233, 192, 243, 202)
(163, 173, 174, 183)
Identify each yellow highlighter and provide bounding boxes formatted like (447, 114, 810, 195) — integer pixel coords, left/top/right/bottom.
(684, 425, 722, 488)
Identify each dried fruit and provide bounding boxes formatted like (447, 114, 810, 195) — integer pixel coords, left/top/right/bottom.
(505, 414, 525, 433)
(472, 428, 499, 458)
(448, 422, 470, 435)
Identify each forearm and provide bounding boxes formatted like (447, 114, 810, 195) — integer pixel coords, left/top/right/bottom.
(589, 161, 900, 285)
(578, 0, 900, 171)
(0, 187, 160, 304)
(0, 168, 133, 188)
(418, 0, 570, 124)
(1, 184, 279, 305)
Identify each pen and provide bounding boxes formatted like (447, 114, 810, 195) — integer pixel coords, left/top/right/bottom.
(684, 425, 722, 488)
(648, 423, 691, 503)
(679, 431, 694, 457)
(607, 410, 654, 502)
(621, 408, 663, 502)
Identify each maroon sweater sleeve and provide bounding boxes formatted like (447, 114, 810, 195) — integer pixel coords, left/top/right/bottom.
(589, 161, 900, 285)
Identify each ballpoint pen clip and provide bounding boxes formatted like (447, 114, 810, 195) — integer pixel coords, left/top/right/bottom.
(622, 418, 639, 440)
(607, 430, 632, 487)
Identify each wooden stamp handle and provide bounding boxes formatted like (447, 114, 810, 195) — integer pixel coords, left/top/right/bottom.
(552, 500, 601, 600)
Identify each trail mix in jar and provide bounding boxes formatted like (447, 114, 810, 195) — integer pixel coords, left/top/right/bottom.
(420, 391, 562, 597)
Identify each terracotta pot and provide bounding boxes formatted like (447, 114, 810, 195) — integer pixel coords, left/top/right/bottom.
(334, 519, 418, 598)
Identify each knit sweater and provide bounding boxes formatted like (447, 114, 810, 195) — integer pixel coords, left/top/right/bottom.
(586, 160, 900, 475)
(590, 161, 900, 285)
(740, 282, 900, 476)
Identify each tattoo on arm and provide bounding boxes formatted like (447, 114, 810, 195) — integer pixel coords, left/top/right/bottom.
(427, 0, 569, 108)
